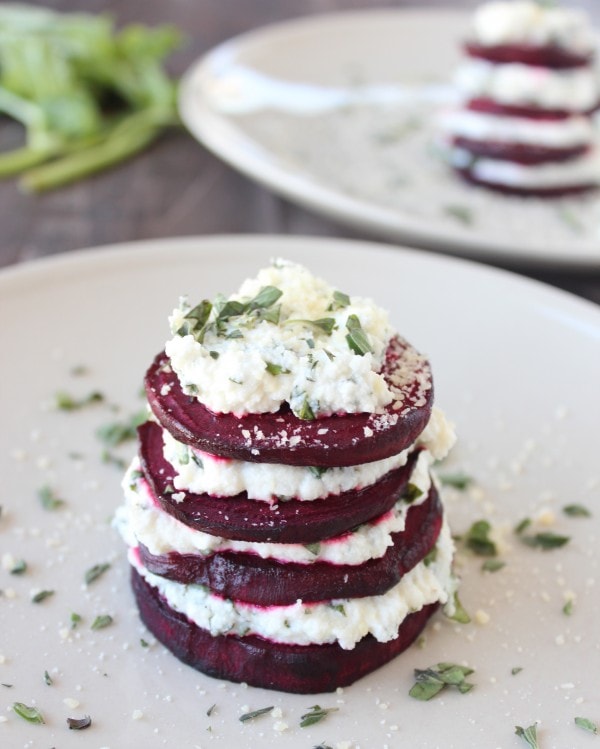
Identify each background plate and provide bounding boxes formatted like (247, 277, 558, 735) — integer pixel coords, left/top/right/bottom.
(0, 235, 599, 748)
(179, 9, 600, 269)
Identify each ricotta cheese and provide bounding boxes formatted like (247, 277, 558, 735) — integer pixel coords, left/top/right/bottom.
(165, 260, 394, 417)
(128, 520, 457, 650)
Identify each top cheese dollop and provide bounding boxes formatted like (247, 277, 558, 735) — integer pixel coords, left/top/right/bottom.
(165, 260, 395, 417)
(469, 1, 596, 53)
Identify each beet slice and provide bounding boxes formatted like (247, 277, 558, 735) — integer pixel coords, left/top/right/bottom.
(139, 420, 419, 543)
(145, 335, 433, 467)
(454, 166, 597, 197)
(466, 97, 600, 120)
(465, 42, 593, 69)
(131, 567, 439, 693)
(137, 485, 442, 605)
(453, 137, 589, 165)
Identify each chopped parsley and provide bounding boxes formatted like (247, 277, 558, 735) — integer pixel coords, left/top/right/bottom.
(562, 599, 574, 616)
(409, 662, 475, 701)
(54, 390, 104, 410)
(265, 361, 290, 376)
(308, 466, 328, 479)
(328, 290, 351, 310)
(10, 559, 27, 575)
(563, 504, 591, 518)
(38, 484, 65, 510)
(31, 590, 54, 604)
(403, 483, 424, 503)
(446, 592, 471, 624)
(297, 397, 315, 421)
(463, 520, 497, 557)
(299, 705, 338, 728)
(71, 612, 82, 629)
(91, 614, 113, 630)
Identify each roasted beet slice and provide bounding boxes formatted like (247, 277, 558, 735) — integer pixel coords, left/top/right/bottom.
(131, 568, 439, 693)
(466, 97, 600, 120)
(137, 485, 442, 605)
(453, 137, 589, 165)
(145, 335, 433, 467)
(465, 42, 593, 69)
(454, 167, 597, 197)
(139, 420, 419, 543)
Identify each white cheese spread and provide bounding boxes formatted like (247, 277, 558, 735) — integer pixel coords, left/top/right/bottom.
(129, 520, 457, 650)
(165, 260, 395, 417)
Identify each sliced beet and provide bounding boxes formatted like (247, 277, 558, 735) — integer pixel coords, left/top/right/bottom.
(139, 420, 419, 543)
(137, 484, 442, 605)
(145, 335, 433, 467)
(465, 42, 593, 69)
(466, 97, 599, 120)
(454, 166, 597, 197)
(131, 567, 439, 693)
(453, 137, 589, 165)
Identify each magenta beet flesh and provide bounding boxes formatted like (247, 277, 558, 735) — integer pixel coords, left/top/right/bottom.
(455, 167, 597, 197)
(139, 420, 420, 544)
(453, 137, 589, 165)
(145, 335, 433, 467)
(465, 42, 593, 69)
(132, 568, 439, 693)
(137, 484, 443, 605)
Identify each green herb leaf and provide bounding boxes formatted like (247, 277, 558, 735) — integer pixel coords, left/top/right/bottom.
(67, 715, 92, 730)
(285, 317, 336, 335)
(563, 504, 591, 518)
(515, 723, 539, 749)
(438, 472, 473, 490)
(403, 483, 424, 503)
(55, 390, 104, 411)
(328, 290, 351, 311)
(249, 286, 283, 310)
(464, 520, 497, 557)
(563, 599, 574, 616)
(44, 670, 52, 686)
(10, 559, 27, 575)
(443, 204, 474, 226)
(239, 706, 274, 722)
(481, 559, 505, 573)
(38, 484, 65, 510)
(265, 361, 290, 376)
(299, 705, 338, 728)
(575, 717, 598, 734)
(91, 614, 113, 630)
(329, 603, 346, 616)
(423, 547, 438, 566)
(84, 562, 110, 586)
(345, 314, 373, 355)
(96, 409, 147, 446)
(70, 612, 82, 629)
(409, 663, 475, 701)
(514, 517, 532, 535)
(13, 702, 44, 724)
(308, 466, 328, 479)
(520, 532, 570, 550)
(297, 397, 315, 421)
(304, 542, 320, 556)
(512, 667, 523, 675)
(206, 703, 216, 717)
(31, 590, 54, 604)
(140, 638, 149, 648)
(447, 592, 471, 624)
(101, 450, 127, 470)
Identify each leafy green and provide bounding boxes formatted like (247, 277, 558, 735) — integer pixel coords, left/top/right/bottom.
(438, 472, 473, 490)
(12, 702, 44, 724)
(345, 314, 373, 355)
(299, 705, 338, 728)
(239, 706, 274, 722)
(575, 717, 597, 734)
(38, 484, 65, 510)
(463, 520, 497, 557)
(409, 662, 475, 701)
(563, 504, 591, 518)
(520, 532, 570, 550)
(515, 723, 539, 748)
(91, 614, 113, 630)
(84, 562, 110, 585)
(0, 4, 182, 191)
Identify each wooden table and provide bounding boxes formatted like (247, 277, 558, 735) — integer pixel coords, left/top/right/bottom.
(2, 0, 600, 304)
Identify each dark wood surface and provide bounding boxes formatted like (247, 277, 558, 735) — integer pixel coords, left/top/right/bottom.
(1, 0, 600, 305)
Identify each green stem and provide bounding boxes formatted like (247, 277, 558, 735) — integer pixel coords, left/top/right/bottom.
(0, 145, 56, 176)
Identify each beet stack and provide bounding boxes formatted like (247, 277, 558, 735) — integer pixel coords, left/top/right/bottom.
(441, 0, 600, 196)
(116, 260, 458, 693)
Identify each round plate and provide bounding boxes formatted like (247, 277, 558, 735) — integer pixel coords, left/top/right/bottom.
(1, 235, 599, 748)
(179, 9, 600, 269)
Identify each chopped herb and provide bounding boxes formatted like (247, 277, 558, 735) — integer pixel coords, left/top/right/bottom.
(313, 745, 334, 749)
(464, 520, 497, 557)
(345, 314, 373, 356)
(209, 350, 220, 360)
(71, 612, 82, 629)
(514, 517, 532, 535)
(482, 559, 505, 573)
(328, 290, 351, 310)
(140, 638, 149, 648)
(563, 599, 574, 616)
(67, 715, 92, 730)
(443, 204, 474, 226)
(297, 398, 315, 421)
(409, 662, 475, 701)
(308, 466, 328, 479)
(96, 410, 147, 446)
(284, 317, 336, 335)
(265, 361, 290, 376)
(91, 614, 113, 630)
(520, 532, 570, 550)
(304, 543, 320, 556)
(10, 559, 27, 575)
(180, 299, 212, 342)
(12, 702, 44, 724)
(70, 365, 89, 376)
(575, 717, 598, 734)
(239, 706, 274, 722)
(329, 603, 346, 615)
(403, 483, 424, 503)
(423, 547, 438, 566)
(38, 484, 65, 510)
(84, 562, 110, 586)
(511, 667, 523, 675)
(438, 472, 473, 490)
(32, 590, 54, 604)
(206, 703, 216, 717)
(563, 504, 591, 518)
(249, 286, 283, 310)
(54, 390, 104, 411)
(1, 683, 13, 688)
(515, 723, 540, 749)
(44, 670, 52, 686)
(447, 592, 471, 624)
(101, 450, 127, 470)
(300, 705, 338, 728)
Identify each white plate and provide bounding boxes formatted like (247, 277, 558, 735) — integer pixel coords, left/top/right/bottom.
(1, 235, 599, 749)
(179, 9, 600, 270)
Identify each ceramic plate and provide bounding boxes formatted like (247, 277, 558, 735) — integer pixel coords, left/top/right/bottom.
(0, 235, 599, 749)
(179, 9, 600, 269)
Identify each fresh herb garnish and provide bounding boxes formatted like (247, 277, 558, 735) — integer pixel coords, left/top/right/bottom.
(345, 314, 372, 356)
(575, 717, 598, 734)
(101, 450, 127, 470)
(206, 703, 216, 717)
(464, 520, 497, 557)
(403, 483, 424, 503)
(447, 592, 471, 624)
(443, 204, 474, 226)
(308, 466, 328, 479)
(84, 562, 110, 586)
(10, 559, 27, 575)
(31, 590, 54, 603)
(329, 603, 346, 615)
(328, 290, 351, 311)
(44, 670, 52, 686)
(96, 410, 147, 446)
(438, 472, 473, 490)
(38, 484, 65, 510)
(520, 532, 570, 551)
(297, 397, 315, 421)
(304, 543, 320, 556)
(515, 723, 540, 748)
(512, 667, 523, 675)
(91, 614, 113, 630)
(12, 702, 44, 724)
(515, 517, 532, 535)
(563, 504, 591, 518)
(54, 390, 104, 410)
(67, 715, 92, 730)
(481, 559, 505, 573)
(299, 705, 338, 728)
(265, 361, 290, 376)
(423, 547, 438, 566)
(563, 599, 574, 616)
(71, 612, 82, 629)
(409, 662, 475, 701)
(284, 317, 336, 335)
(239, 706, 274, 722)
